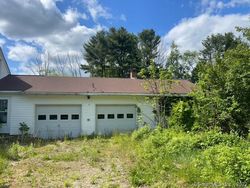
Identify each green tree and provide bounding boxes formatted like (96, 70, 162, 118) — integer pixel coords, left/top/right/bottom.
(200, 32, 241, 64)
(192, 43, 250, 135)
(138, 29, 161, 77)
(191, 32, 242, 83)
(107, 27, 141, 77)
(236, 25, 250, 40)
(169, 26, 250, 136)
(166, 42, 197, 79)
(182, 50, 198, 80)
(166, 42, 182, 79)
(82, 27, 141, 78)
(82, 31, 110, 77)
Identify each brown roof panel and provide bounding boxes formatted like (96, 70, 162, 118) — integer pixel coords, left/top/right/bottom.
(0, 75, 195, 95)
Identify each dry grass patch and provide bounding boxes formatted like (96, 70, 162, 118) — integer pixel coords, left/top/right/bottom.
(0, 135, 136, 187)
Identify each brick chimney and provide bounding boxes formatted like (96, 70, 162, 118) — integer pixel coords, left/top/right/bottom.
(130, 69, 137, 79)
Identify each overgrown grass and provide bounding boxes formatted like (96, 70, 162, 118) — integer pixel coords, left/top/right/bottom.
(0, 130, 249, 187)
(130, 126, 250, 187)
(0, 135, 136, 187)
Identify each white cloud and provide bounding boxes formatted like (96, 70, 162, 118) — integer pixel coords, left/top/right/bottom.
(199, 0, 250, 14)
(227, 0, 250, 7)
(120, 14, 127, 21)
(36, 25, 101, 54)
(0, 38, 5, 47)
(63, 8, 87, 24)
(83, 0, 112, 22)
(0, 0, 80, 39)
(162, 14, 250, 53)
(8, 43, 39, 62)
(0, 0, 104, 74)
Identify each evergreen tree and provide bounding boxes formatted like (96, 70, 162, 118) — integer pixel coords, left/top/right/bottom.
(138, 29, 161, 67)
(107, 27, 141, 77)
(82, 31, 110, 77)
(82, 27, 141, 78)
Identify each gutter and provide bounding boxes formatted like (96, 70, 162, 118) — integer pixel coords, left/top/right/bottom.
(0, 91, 189, 97)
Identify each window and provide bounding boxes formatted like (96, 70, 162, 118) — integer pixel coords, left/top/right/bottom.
(49, 115, 57, 120)
(97, 114, 105, 119)
(72, 114, 79, 120)
(127, 114, 134, 119)
(117, 114, 124, 119)
(0, 100, 7, 124)
(38, 115, 46, 120)
(108, 114, 115, 119)
(61, 114, 68, 120)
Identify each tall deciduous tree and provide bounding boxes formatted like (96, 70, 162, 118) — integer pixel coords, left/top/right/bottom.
(191, 27, 250, 135)
(166, 42, 197, 79)
(200, 32, 241, 63)
(28, 52, 83, 77)
(166, 42, 182, 79)
(191, 32, 242, 83)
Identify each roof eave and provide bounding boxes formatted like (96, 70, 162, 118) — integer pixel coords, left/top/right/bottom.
(0, 91, 189, 97)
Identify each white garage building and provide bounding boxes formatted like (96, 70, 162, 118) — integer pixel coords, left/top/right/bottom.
(0, 48, 194, 139)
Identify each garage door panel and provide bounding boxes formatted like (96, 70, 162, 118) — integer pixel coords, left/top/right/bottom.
(36, 105, 81, 139)
(96, 105, 137, 134)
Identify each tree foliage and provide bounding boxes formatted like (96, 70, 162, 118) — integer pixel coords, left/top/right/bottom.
(138, 29, 161, 77)
(192, 32, 242, 83)
(107, 27, 141, 77)
(82, 31, 109, 77)
(165, 42, 198, 80)
(171, 27, 250, 136)
(200, 32, 241, 64)
(83, 27, 163, 78)
(83, 27, 143, 78)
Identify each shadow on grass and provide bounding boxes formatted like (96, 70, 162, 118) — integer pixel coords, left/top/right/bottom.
(0, 132, 129, 148)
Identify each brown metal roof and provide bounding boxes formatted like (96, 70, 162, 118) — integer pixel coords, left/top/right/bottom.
(0, 75, 195, 95)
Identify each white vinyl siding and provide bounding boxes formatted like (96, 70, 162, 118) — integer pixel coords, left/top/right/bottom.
(0, 94, 154, 136)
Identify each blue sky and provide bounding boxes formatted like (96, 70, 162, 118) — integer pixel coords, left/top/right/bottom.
(0, 0, 249, 75)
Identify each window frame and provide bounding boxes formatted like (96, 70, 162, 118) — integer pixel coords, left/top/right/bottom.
(117, 114, 124, 119)
(97, 114, 105, 119)
(60, 114, 69, 120)
(0, 99, 8, 124)
(71, 114, 80, 120)
(49, 114, 58, 120)
(127, 113, 134, 119)
(107, 114, 115, 119)
(38, 115, 46, 120)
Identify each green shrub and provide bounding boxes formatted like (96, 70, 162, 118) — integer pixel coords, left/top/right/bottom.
(130, 128, 250, 186)
(6, 143, 36, 161)
(0, 157, 7, 174)
(168, 101, 195, 131)
(193, 145, 250, 185)
(193, 129, 244, 149)
(7, 143, 21, 160)
(131, 125, 152, 141)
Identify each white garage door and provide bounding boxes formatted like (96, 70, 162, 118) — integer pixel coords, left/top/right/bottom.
(96, 105, 137, 135)
(35, 105, 81, 139)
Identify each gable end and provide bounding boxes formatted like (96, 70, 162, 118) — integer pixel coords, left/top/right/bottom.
(0, 47, 11, 79)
